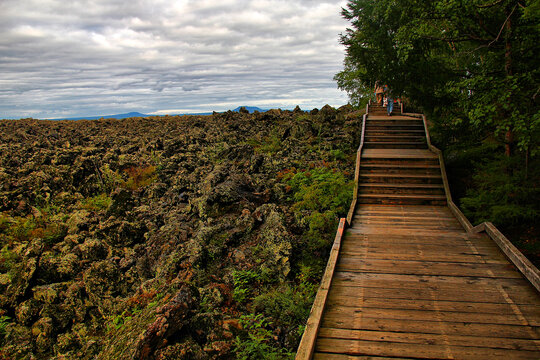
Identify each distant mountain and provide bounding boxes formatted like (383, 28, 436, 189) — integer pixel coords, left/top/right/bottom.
(232, 106, 266, 113)
(47, 107, 268, 120)
(50, 112, 148, 121)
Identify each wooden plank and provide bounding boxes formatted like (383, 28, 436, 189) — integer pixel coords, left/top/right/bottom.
(332, 271, 535, 290)
(341, 239, 499, 252)
(325, 295, 540, 317)
(347, 114, 367, 226)
(343, 233, 494, 247)
(421, 113, 474, 231)
(352, 221, 462, 229)
(315, 337, 540, 359)
(318, 328, 540, 351)
(353, 214, 457, 221)
(330, 278, 540, 303)
(340, 240, 503, 254)
(361, 148, 437, 159)
(338, 250, 509, 264)
(329, 284, 540, 305)
(346, 227, 474, 238)
(356, 204, 450, 211)
(320, 316, 540, 340)
(339, 246, 507, 261)
(335, 258, 523, 278)
(323, 305, 540, 326)
(296, 218, 347, 360)
(355, 206, 450, 213)
(313, 354, 414, 360)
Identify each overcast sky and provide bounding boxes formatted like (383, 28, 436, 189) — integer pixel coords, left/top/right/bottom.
(0, 0, 350, 119)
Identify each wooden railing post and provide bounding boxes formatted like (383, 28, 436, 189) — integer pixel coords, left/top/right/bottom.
(347, 113, 367, 226)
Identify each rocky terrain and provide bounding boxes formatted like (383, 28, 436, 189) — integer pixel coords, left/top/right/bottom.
(0, 106, 361, 359)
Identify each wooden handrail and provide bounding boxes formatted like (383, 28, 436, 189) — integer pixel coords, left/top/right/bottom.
(472, 222, 540, 292)
(347, 113, 367, 225)
(417, 112, 540, 292)
(414, 113, 474, 231)
(295, 218, 347, 359)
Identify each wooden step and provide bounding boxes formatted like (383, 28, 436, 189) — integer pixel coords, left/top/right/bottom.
(369, 111, 401, 116)
(360, 173, 443, 184)
(364, 134, 426, 141)
(360, 163, 441, 175)
(366, 120, 423, 126)
(365, 131, 425, 138)
(361, 149, 439, 165)
(357, 193, 447, 205)
(364, 141, 427, 149)
(359, 183, 445, 195)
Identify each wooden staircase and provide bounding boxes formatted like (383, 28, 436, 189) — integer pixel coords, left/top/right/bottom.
(296, 103, 540, 360)
(358, 109, 446, 206)
(368, 103, 401, 116)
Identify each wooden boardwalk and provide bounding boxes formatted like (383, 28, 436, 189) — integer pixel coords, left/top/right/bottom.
(297, 104, 540, 359)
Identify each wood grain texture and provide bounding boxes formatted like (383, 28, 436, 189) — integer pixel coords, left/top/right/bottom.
(296, 108, 540, 359)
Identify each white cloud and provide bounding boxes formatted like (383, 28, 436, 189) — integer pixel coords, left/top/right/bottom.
(0, 0, 349, 118)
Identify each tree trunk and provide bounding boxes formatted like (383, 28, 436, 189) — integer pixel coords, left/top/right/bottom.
(504, 6, 513, 157)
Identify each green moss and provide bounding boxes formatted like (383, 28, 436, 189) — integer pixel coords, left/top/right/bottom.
(81, 193, 112, 212)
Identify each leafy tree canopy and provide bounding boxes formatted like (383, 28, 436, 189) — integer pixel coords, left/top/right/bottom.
(336, 0, 540, 155)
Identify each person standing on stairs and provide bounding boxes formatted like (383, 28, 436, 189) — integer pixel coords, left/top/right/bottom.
(374, 81, 384, 105)
(385, 85, 394, 116)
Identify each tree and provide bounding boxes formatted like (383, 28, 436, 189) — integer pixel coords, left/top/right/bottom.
(335, 0, 540, 156)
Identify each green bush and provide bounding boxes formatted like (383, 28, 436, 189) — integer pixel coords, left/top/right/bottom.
(288, 168, 353, 214)
(253, 282, 316, 348)
(233, 314, 292, 360)
(233, 270, 261, 304)
(286, 167, 353, 254)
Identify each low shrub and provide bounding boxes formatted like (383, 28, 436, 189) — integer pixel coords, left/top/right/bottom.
(233, 314, 292, 360)
(81, 193, 112, 212)
(122, 165, 157, 190)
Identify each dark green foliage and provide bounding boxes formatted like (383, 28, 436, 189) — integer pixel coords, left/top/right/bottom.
(233, 270, 262, 304)
(287, 168, 353, 253)
(444, 142, 540, 264)
(337, 0, 540, 263)
(233, 314, 293, 360)
(461, 155, 539, 226)
(253, 281, 316, 348)
(337, 0, 540, 154)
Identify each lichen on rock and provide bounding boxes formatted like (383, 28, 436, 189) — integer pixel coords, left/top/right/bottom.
(0, 107, 360, 359)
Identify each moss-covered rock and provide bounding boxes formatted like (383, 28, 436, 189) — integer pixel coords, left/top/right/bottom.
(0, 108, 360, 358)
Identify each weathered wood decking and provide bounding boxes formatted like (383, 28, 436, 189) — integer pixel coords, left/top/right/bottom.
(297, 104, 540, 359)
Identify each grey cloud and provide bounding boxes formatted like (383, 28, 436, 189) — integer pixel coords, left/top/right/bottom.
(1, 0, 349, 118)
